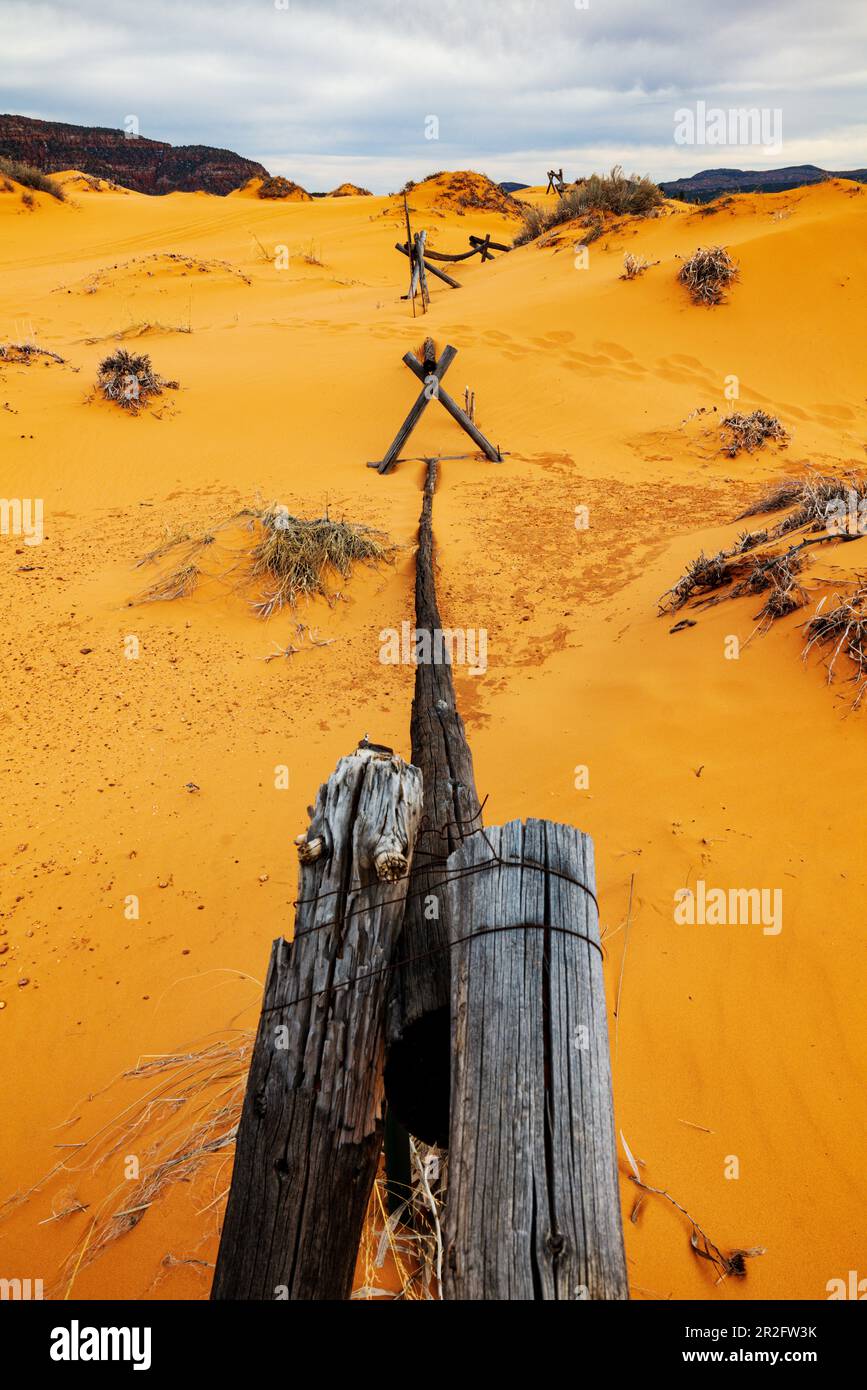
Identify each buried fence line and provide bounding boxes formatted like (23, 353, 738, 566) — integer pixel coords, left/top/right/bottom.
(212, 436, 626, 1301)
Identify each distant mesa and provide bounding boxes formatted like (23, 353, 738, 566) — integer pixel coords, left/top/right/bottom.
(499, 181, 530, 194)
(660, 164, 867, 203)
(0, 113, 269, 195)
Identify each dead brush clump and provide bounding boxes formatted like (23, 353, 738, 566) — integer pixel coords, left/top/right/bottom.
(97, 348, 178, 412)
(133, 504, 396, 616)
(720, 410, 788, 457)
(660, 540, 810, 637)
(738, 471, 867, 537)
(621, 252, 660, 280)
(659, 549, 734, 611)
(0, 342, 66, 365)
(733, 550, 808, 620)
(677, 245, 739, 304)
(802, 583, 867, 707)
(660, 471, 867, 697)
(513, 166, 663, 246)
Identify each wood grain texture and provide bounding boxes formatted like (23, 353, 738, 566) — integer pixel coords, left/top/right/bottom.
(385, 459, 482, 1145)
(211, 748, 422, 1301)
(442, 819, 629, 1301)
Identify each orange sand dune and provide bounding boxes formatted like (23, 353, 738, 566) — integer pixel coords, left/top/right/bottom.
(0, 172, 865, 1301)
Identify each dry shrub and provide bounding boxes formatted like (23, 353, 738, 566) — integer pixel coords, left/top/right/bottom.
(0, 155, 65, 201)
(803, 583, 867, 707)
(133, 504, 396, 616)
(513, 165, 663, 246)
(621, 253, 659, 280)
(677, 245, 738, 304)
(720, 410, 788, 457)
(257, 175, 309, 199)
(248, 506, 395, 617)
(0, 342, 66, 365)
(738, 472, 867, 536)
(97, 349, 178, 412)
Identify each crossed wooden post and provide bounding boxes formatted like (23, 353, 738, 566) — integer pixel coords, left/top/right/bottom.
(546, 167, 566, 196)
(368, 342, 502, 474)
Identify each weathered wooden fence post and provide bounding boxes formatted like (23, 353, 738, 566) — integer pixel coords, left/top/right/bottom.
(442, 819, 629, 1301)
(211, 746, 423, 1301)
(384, 459, 483, 1146)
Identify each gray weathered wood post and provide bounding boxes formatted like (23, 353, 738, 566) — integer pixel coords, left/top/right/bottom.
(211, 746, 423, 1301)
(442, 819, 629, 1301)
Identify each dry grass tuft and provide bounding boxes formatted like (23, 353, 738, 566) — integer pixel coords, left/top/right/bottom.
(720, 410, 788, 457)
(0, 1034, 253, 1295)
(133, 505, 396, 616)
(353, 1140, 447, 1301)
(677, 245, 739, 304)
(513, 166, 663, 246)
(621, 252, 659, 280)
(97, 348, 178, 412)
(248, 507, 395, 617)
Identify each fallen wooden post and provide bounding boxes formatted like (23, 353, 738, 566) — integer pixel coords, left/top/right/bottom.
(442, 819, 629, 1301)
(369, 343, 502, 474)
(211, 745, 423, 1301)
(385, 458, 483, 1147)
(400, 236, 509, 265)
(396, 241, 461, 288)
(468, 234, 510, 256)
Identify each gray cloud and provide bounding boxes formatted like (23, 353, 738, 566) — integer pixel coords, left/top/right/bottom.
(2, 0, 865, 189)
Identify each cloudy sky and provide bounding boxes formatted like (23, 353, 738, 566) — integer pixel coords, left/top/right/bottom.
(2, 0, 865, 190)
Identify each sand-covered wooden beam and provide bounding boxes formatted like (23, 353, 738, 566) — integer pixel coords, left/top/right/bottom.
(384, 458, 483, 1147)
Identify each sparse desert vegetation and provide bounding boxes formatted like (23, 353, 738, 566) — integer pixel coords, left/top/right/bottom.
(0, 155, 65, 200)
(134, 505, 396, 616)
(96, 348, 178, 411)
(677, 245, 739, 304)
(514, 166, 663, 245)
(620, 252, 659, 279)
(257, 175, 311, 200)
(720, 410, 789, 456)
